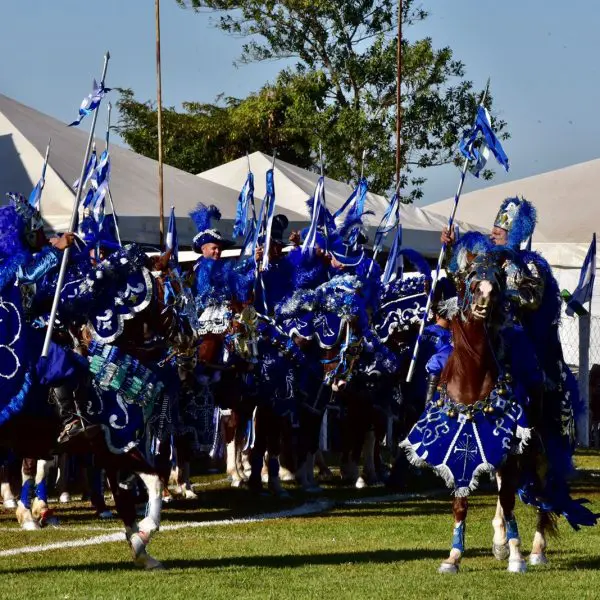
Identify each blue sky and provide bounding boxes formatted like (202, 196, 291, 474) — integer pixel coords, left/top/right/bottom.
(1, 1, 598, 206)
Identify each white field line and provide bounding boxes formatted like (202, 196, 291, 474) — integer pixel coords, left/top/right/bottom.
(0, 491, 434, 558)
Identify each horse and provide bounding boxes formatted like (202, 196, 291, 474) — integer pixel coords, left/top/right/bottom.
(401, 245, 597, 573)
(0, 245, 186, 568)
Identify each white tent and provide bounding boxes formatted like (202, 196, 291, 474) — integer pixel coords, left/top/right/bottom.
(426, 162, 600, 367)
(198, 151, 484, 257)
(0, 95, 481, 259)
(0, 94, 306, 250)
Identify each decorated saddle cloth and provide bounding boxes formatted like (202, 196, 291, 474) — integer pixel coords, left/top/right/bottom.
(0, 283, 33, 426)
(85, 340, 169, 453)
(401, 380, 530, 496)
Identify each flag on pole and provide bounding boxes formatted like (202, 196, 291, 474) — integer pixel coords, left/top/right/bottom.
(166, 206, 179, 265)
(459, 106, 509, 176)
(382, 225, 403, 285)
(73, 146, 98, 190)
(566, 233, 596, 316)
(69, 79, 111, 127)
(373, 191, 400, 254)
(302, 176, 327, 255)
(260, 169, 277, 271)
(233, 172, 255, 239)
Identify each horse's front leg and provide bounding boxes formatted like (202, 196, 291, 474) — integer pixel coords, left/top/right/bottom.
(498, 461, 527, 573)
(439, 497, 468, 574)
(492, 474, 509, 560)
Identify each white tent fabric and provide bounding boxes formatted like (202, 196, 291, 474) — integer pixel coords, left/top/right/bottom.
(198, 151, 484, 257)
(426, 162, 600, 367)
(426, 161, 600, 314)
(0, 95, 481, 258)
(0, 95, 306, 248)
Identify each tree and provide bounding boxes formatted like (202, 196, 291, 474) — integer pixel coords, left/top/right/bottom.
(118, 1, 507, 199)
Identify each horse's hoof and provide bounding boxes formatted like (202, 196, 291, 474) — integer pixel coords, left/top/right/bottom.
(492, 542, 510, 560)
(507, 559, 527, 573)
(3, 499, 17, 510)
(183, 489, 198, 500)
(98, 510, 114, 520)
(59, 492, 71, 504)
(529, 553, 548, 566)
(355, 477, 367, 489)
(22, 520, 41, 531)
(162, 494, 173, 504)
(438, 562, 459, 574)
(279, 468, 295, 482)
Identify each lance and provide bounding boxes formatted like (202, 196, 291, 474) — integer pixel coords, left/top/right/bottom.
(406, 79, 490, 382)
(41, 138, 51, 187)
(105, 101, 122, 246)
(41, 52, 111, 358)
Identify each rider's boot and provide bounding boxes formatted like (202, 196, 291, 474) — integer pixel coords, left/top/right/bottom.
(425, 374, 441, 404)
(54, 384, 85, 444)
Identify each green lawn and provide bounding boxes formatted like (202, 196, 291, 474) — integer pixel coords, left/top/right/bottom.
(1, 453, 600, 600)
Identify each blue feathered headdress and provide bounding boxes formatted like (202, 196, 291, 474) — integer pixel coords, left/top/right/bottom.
(494, 196, 537, 248)
(190, 203, 233, 253)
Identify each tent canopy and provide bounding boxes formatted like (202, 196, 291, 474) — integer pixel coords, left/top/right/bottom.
(0, 95, 481, 257)
(198, 151, 483, 257)
(426, 160, 600, 268)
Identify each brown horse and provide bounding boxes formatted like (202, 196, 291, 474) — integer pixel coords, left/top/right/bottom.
(0, 248, 183, 569)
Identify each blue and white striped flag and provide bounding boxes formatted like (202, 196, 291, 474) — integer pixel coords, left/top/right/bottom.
(373, 191, 400, 254)
(91, 181, 108, 224)
(69, 79, 110, 127)
(460, 106, 509, 177)
(260, 169, 277, 271)
(233, 172, 255, 240)
(73, 146, 98, 190)
(567, 233, 596, 316)
(166, 206, 179, 265)
(302, 176, 327, 256)
(382, 225, 403, 285)
(92, 150, 111, 188)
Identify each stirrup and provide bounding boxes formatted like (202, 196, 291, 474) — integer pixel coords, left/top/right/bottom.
(57, 419, 85, 444)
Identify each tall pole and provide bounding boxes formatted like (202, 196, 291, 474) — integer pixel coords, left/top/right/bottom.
(395, 0, 403, 190)
(42, 52, 111, 358)
(406, 81, 490, 382)
(105, 102, 123, 247)
(156, 0, 165, 248)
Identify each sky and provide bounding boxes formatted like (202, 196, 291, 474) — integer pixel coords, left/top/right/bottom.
(1, 1, 599, 206)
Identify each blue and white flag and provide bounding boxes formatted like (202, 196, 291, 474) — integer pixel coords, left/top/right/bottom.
(73, 147, 98, 190)
(302, 176, 327, 255)
(166, 206, 179, 265)
(373, 191, 400, 254)
(91, 181, 108, 224)
(92, 150, 111, 188)
(260, 169, 277, 271)
(333, 177, 368, 222)
(69, 79, 110, 127)
(382, 225, 403, 285)
(233, 172, 255, 240)
(460, 106, 509, 176)
(28, 179, 44, 211)
(566, 233, 596, 316)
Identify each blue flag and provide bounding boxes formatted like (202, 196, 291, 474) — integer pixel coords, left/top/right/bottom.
(382, 225, 403, 285)
(233, 172, 255, 240)
(373, 191, 400, 254)
(166, 206, 179, 265)
(302, 176, 327, 255)
(460, 106, 509, 176)
(73, 147, 98, 190)
(566, 233, 596, 316)
(69, 79, 110, 127)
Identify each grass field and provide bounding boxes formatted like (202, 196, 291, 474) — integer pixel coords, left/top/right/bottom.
(2, 453, 600, 600)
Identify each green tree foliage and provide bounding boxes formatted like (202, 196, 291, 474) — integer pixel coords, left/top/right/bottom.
(117, 1, 507, 199)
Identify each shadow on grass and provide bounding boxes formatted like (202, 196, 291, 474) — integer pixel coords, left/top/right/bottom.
(0, 547, 455, 574)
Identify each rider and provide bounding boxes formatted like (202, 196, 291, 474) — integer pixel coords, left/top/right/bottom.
(441, 197, 545, 400)
(0, 193, 83, 440)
